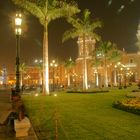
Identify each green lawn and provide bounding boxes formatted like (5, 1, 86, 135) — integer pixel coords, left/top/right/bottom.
(23, 88, 140, 140)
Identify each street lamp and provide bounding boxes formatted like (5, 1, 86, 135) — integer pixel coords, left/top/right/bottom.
(50, 60, 58, 91)
(15, 13, 22, 94)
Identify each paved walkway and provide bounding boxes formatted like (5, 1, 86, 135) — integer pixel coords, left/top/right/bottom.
(0, 90, 38, 140)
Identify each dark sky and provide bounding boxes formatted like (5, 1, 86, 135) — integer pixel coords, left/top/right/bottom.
(0, 0, 140, 74)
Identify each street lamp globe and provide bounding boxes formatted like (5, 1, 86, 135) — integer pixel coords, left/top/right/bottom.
(15, 13, 22, 25)
(15, 13, 22, 35)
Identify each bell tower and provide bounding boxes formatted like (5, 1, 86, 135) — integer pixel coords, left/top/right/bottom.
(76, 35, 96, 60)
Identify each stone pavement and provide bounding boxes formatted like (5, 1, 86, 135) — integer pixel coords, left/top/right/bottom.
(0, 90, 38, 140)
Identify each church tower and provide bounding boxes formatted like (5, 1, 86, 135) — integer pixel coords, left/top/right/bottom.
(76, 35, 96, 60)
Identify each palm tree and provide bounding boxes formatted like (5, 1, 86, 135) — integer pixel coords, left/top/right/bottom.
(64, 57, 75, 87)
(91, 47, 102, 87)
(19, 62, 26, 88)
(109, 47, 121, 86)
(11, 0, 80, 95)
(63, 9, 102, 90)
(98, 41, 120, 87)
(34, 59, 43, 86)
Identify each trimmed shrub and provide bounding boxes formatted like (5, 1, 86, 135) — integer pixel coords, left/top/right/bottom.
(113, 98, 140, 115)
(67, 90, 109, 93)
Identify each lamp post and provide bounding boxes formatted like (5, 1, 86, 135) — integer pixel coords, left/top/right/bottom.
(15, 13, 22, 94)
(50, 60, 58, 91)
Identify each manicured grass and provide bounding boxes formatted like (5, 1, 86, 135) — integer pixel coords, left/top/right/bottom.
(22, 88, 140, 140)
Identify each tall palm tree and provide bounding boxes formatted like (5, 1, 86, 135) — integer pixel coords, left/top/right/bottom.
(63, 9, 102, 90)
(34, 59, 43, 86)
(109, 48, 121, 63)
(11, 0, 79, 95)
(64, 57, 75, 87)
(19, 62, 27, 88)
(109, 46, 121, 87)
(91, 47, 102, 87)
(98, 41, 120, 87)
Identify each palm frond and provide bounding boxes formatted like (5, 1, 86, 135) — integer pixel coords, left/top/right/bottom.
(91, 49, 102, 67)
(67, 17, 81, 29)
(88, 32, 101, 42)
(12, 0, 45, 25)
(64, 57, 75, 68)
(90, 20, 102, 31)
(83, 9, 91, 23)
(19, 62, 27, 72)
(62, 29, 79, 42)
(47, 1, 80, 24)
(109, 48, 121, 62)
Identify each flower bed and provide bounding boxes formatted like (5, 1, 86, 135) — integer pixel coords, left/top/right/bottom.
(113, 98, 140, 115)
(67, 90, 109, 93)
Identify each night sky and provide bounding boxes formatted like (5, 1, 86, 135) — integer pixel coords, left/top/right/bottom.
(0, 0, 140, 74)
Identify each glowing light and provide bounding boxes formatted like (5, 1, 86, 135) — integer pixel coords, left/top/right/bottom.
(15, 14, 22, 26)
(54, 94, 57, 97)
(117, 5, 125, 13)
(35, 93, 39, 97)
(108, 0, 112, 6)
(130, 0, 135, 3)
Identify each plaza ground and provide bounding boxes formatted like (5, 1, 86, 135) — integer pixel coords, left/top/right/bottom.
(22, 87, 140, 140)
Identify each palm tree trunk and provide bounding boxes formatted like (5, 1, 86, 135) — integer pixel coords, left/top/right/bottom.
(95, 70, 99, 87)
(114, 69, 117, 86)
(104, 56, 108, 87)
(67, 73, 70, 87)
(20, 72, 23, 88)
(39, 70, 42, 85)
(42, 25, 49, 95)
(83, 34, 88, 90)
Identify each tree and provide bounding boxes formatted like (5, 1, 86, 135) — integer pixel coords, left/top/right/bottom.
(34, 59, 43, 86)
(98, 41, 120, 87)
(11, 0, 80, 95)
(91, 47, 102, 87)
(19, 62, 27, 88)
(136, 21, 140, 50)
(109, 47, 121, 63)
(63, 9, 102, 90)
(64, 57, 75, 87)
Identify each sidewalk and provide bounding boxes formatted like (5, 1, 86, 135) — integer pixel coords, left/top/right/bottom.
(0, 90, 38, 140)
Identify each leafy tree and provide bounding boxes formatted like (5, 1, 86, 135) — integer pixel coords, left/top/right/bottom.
(63, 9, 102, 90)
(11, 0, 80, 94)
